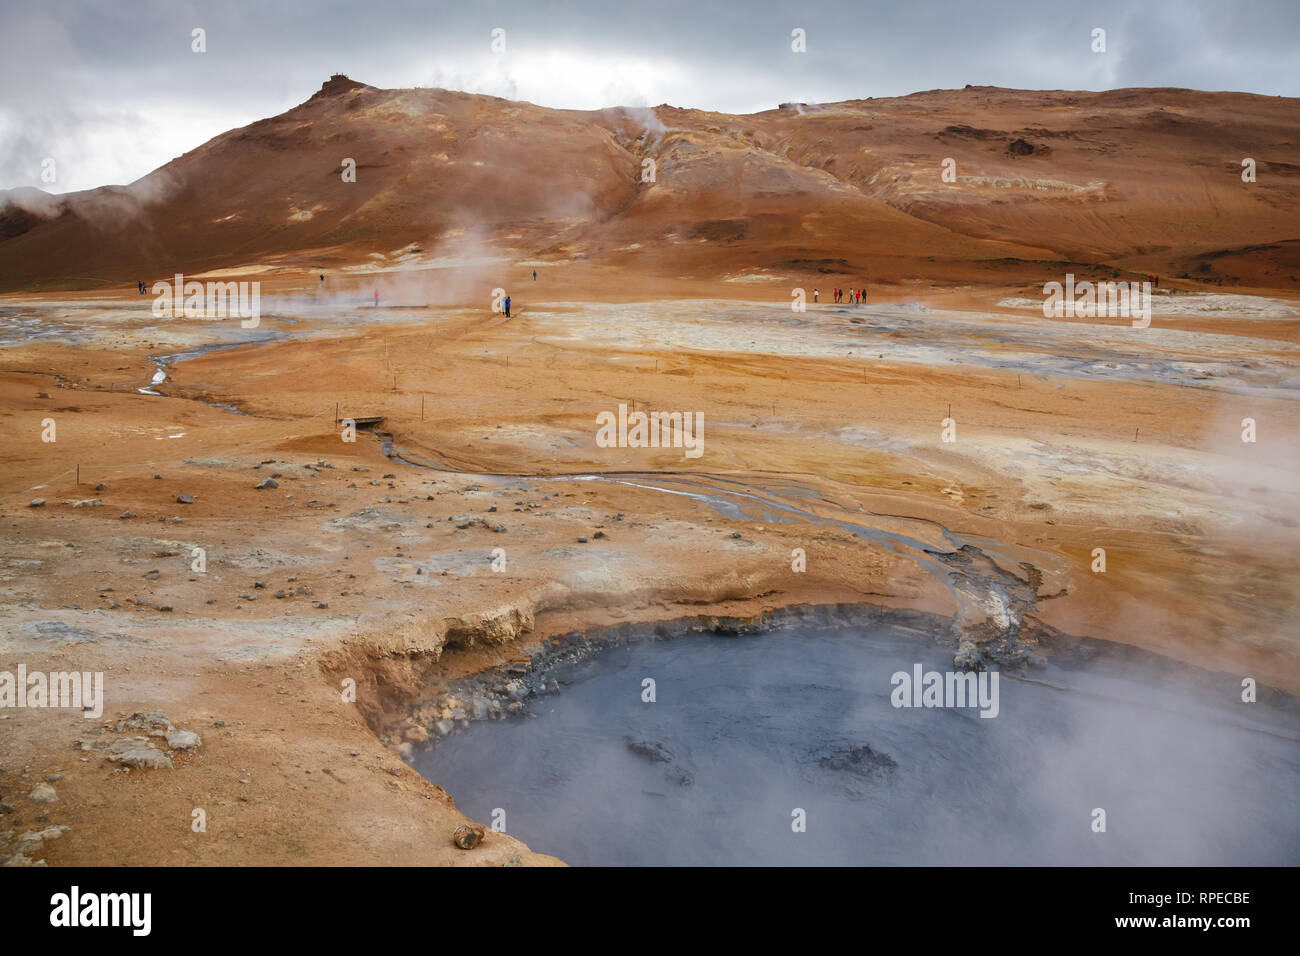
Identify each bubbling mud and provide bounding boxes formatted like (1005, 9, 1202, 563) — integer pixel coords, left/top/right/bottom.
(412, 616, 1300, 866)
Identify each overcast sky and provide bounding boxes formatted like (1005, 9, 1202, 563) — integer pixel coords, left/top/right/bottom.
(2, 0, 1297, 193)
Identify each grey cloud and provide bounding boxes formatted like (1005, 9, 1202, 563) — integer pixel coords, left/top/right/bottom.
(2, 0, 1297, 191)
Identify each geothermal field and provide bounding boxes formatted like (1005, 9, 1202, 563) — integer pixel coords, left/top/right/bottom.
(1, 70, 1298, 871)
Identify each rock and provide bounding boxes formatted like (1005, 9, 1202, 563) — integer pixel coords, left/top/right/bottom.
(731, 530, 742, 539)
(452, 823, 486, 850)
(106, 744, 172, 770)
(819, 744, 898, 776)
(176, 494, 194, 504)
(28, 499, 44, 508)
(433, 718, 456, 737)
(593, 530, 606, 539)
(118, 512, 136, 519)
(165, 729, 201, 751)
(14, 825, 69, 856)
(403, 725, 429, 744)
(504, 855, 523, 867)
(469, 698, 490, 720)
(144, 570, 159, 580)
(505, 681, 529, 701)
(72, 499, 102, 508)
(95, 483, 107, 491)
(27, 784, 57, 803)
(123, 710, 172, 731)
(487, 505, 497, 512)
(577, 536, 588, 543)
(255, 478, 278, 490)
(625, 737, 673, 763)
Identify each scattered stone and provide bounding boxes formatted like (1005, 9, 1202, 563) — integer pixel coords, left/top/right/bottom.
(107, 743, 172, 770)
(28, 499, 44, 508)
(577, 536, 588, 543)
(433, 718, 455, 737)
(71, 499, 102, 508)
(593, 530, 606, 539)
(176, 494, 194, 504)
(94, 483, 107, 491)
(452, 823, 486, 850)
(118, 512, 136, 520)
(165, 729, 201, 751)
(27, 783, 57, 804)
(255, 478, 278, 490)
(144, 570, 159, 580)
(154, 474, 163, 480)
(123, 710, 172, 731)
(731, 530, 742, 539)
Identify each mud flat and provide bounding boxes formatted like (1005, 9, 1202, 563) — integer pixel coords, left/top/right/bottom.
(1, 287, 1297, 866)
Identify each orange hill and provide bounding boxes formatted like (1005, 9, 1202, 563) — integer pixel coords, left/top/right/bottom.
(1, 77, 1297, 293)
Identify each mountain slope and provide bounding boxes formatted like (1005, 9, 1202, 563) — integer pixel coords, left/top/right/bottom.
(1, 77, 1296, 292)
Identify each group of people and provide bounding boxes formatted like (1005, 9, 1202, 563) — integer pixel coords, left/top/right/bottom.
(813, 287, 867, 305)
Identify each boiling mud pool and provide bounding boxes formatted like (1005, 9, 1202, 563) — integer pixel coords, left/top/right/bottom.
(413, 623, 1300, 866)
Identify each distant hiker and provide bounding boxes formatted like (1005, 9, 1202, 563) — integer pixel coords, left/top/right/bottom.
(373, 289, 379, 307)
(813, 289, 819, 303)
(532, 270, 537, 282)
(320, 274, 325, 284)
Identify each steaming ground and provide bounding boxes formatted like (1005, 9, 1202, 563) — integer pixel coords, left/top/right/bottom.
(1, 285, 1297, 865)
(415, 622, 1300, 866)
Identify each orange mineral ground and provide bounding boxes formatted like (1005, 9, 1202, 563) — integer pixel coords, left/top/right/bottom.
(0, 77, 1297, 865)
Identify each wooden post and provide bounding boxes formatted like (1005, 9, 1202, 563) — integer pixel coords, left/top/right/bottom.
(421, 396, 425, 421)
(76, 463, 79, 486)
